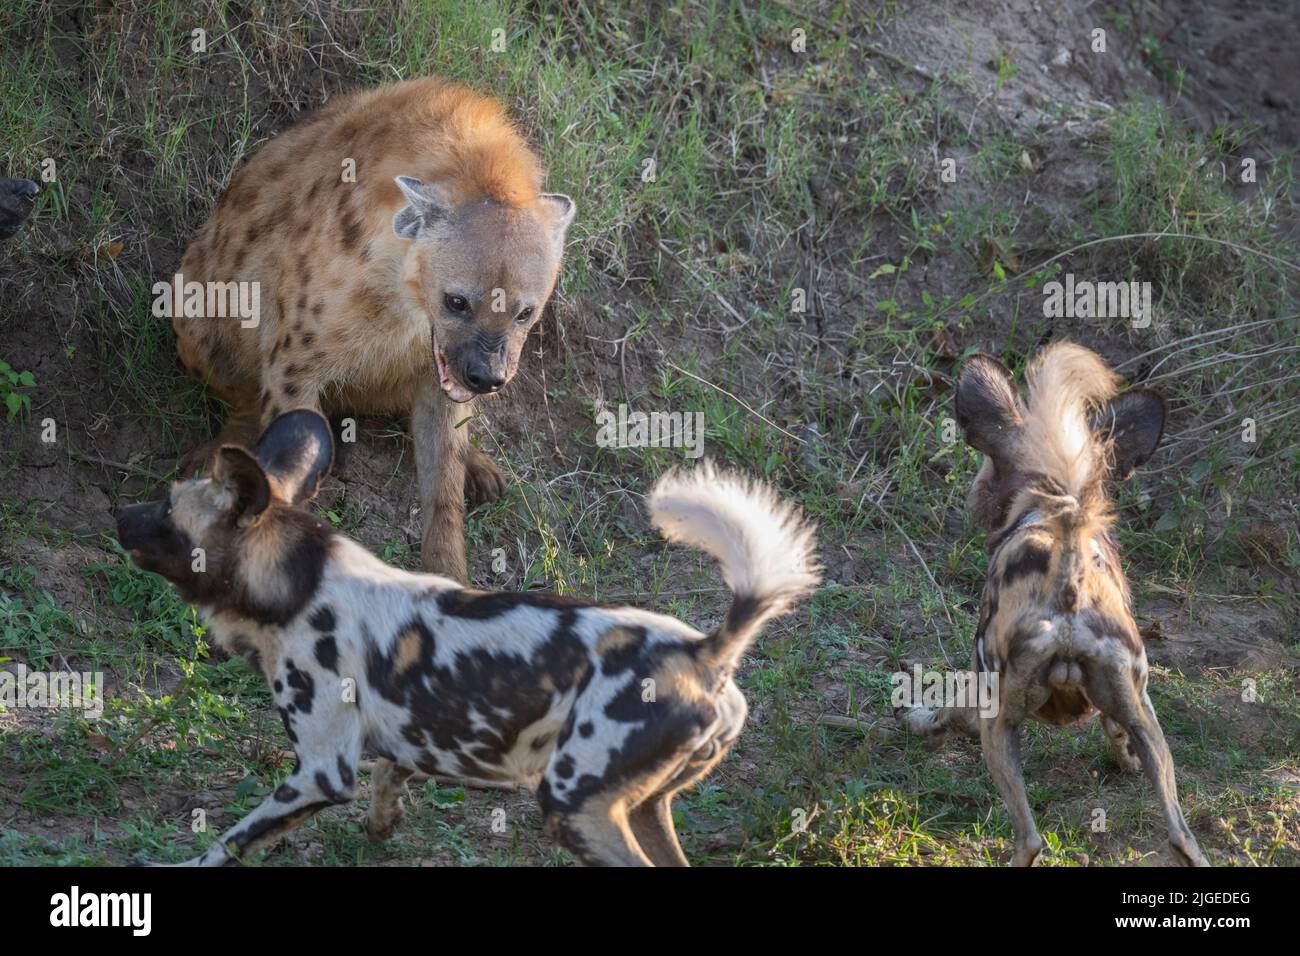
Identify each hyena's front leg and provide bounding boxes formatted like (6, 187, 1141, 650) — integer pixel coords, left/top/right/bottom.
(412, 381, 469, 582)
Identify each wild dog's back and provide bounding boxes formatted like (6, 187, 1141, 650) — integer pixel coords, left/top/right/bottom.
(975, 344, 1148, 713)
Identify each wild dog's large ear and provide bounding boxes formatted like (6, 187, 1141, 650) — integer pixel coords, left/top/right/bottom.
(251, 409, 335, 504)
(214, 447, 271, 521)
(955, 353, 1026, 462)
(538, 193, 575, 240)
(1092, 388, 1166, 480)
(393, 176, 453, 240)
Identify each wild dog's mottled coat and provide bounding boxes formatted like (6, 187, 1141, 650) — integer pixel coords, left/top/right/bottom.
(173, 77, 576, 581)
(904, 343, 1206, 867)
(115, 411, 820, 866)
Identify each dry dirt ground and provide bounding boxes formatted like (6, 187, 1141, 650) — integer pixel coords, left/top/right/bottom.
(0, 0, 1296, 866)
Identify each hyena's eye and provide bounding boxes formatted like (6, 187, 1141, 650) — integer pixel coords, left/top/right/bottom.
(515, 306, 534, 324)
(443, 293, 470, 314)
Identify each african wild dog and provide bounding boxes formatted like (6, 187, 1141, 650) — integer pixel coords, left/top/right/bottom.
(903, 343, 1207, 867)
(0, 177, 38, 240)
(171, 77, 576, 581)
(114, 410, 820, 866)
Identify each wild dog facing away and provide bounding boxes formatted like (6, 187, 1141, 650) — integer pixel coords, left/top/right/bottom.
(114, 410, 820, 866)
(170, 76, 576, 582)
(903, 343, 1207, 867)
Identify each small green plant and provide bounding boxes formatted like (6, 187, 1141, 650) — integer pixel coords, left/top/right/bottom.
(0, 359, 35, 419)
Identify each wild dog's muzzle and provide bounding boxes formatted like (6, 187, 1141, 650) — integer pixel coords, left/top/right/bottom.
(115, 500, 169, 554)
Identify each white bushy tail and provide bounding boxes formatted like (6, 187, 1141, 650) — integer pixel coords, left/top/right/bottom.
(647, 463, 821, 672)
(1022, 342, 1120, 500)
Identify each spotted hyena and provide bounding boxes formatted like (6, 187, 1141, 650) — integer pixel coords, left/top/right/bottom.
(114, 410, 820, 867)
(171, 77, 576, 581)
(902, 343, 1206, 866)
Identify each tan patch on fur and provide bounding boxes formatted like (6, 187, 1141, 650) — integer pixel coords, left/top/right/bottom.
(392, 628, 424, 675)
(169, 479, 235, 542)
(650, 653, 712, 708)
(596, 626, 640, 657)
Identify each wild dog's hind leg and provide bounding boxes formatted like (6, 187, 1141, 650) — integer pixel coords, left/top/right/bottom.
(627, 797, 689, 867)
(365, 759, 414, 842)
(546, 794, 653, 867)
(981, 708, 1043, 866)
(1088, 664, 1207, 866)
(412, 381, 469, 582)
(627, 681, 747, 867)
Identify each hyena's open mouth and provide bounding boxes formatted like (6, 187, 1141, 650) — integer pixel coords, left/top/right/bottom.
(434, 340, 476, 404)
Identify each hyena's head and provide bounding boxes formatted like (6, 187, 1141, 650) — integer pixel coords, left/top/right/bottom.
(115, 410, 335, 624)
(392, 174, 575, 403)
(955, 345, 1167, 538)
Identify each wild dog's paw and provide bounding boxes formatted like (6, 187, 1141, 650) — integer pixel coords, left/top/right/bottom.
(1170, 838, 1209, 867)
(899, 708, 952, 751)
(464, 446, 506, 508)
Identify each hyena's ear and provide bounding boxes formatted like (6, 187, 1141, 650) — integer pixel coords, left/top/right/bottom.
(251, 409, 336, 505)
(392, 175, 453, 240)
(1092, 388, 1166, 480)
(538, 193, 576, 240)
(214, 447, 271, 521)
(955, 353, 1026, 462)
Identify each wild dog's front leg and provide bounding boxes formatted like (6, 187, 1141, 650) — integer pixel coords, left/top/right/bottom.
(179, 761, 357, 866)
(175, 657, 361, 866)
(412, 382, 469, 582)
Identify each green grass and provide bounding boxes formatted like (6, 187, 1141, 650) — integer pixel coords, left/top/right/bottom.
(0, 0, 1296, 866)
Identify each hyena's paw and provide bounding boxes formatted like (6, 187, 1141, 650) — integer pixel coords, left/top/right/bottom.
(464, 446, 506, 508)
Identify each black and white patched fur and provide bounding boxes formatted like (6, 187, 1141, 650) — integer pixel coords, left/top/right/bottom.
(115, 410, 821, 866)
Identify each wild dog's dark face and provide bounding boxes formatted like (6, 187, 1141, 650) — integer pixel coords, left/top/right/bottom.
(116, 409, 335, 622)
(392, 175, 575, 402)
(955, 353, 1167, 535)
(0, 177, 39, 240)
(116, 478, 238, 598)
